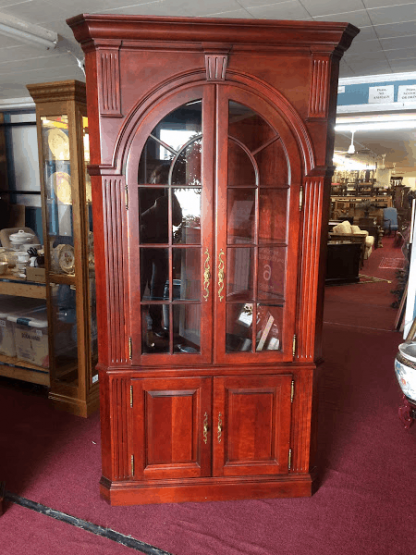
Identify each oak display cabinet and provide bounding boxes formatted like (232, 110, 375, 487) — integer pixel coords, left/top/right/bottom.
(68, 15, 358, 504)
(26, 81, 98, 417)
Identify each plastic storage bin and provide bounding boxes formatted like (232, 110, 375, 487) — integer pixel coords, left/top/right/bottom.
(0, 296, 46, 357)
(8, 307, 49, 368)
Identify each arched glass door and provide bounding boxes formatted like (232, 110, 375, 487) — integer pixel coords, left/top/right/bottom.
(127, 86, 215, 366)
(214, 86, 301, 364)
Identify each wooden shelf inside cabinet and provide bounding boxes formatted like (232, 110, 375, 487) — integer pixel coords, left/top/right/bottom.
(0, 353, 50, 386)
(0, 275, 46, 299)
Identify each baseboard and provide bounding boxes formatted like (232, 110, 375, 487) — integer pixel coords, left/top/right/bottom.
(100, 474, 314, 506)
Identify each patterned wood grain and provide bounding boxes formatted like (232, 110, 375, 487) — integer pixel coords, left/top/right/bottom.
(291, 372, 313, 473)
(110, 376, 131, 480)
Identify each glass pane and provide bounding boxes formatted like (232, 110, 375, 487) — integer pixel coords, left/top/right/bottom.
(41, 117, 74, 274)
(173, 188, 201, 244)
(138, 100, 202, 184)
(259, 189, 287, 244)
(256, 304, 283, 352)
(226, 248, 254, 301)
(173, 304, 201, 353)
(139, 188, 169, 244)
(228, 139, 256, 186)
(171, 138, 202, 186)
(258, 247, 286, 302)
(255, 138, 289, 187)
(229, 101, 276, 153)
(140, 248, 169, 302)
(226, 303, 253, 353)
(173, 248, 201, 301)
(227, 189, 256, 245)
(50, 283, 78, 383)
(141, 305, 169, 353)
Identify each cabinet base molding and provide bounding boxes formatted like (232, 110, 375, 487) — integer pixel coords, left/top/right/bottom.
(49, 384, 99, 418)
(99, 474, 314, 506)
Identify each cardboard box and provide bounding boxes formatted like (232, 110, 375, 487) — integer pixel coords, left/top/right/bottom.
(26, 267, 46, 283)
(8, 307, 49, 368)
(0, 296, 46, 357)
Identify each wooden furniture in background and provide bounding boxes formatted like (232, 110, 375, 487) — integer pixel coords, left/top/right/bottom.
(326, 242, 362, 285)
(26, 81, 98, 417)
(68, 14, 358, 505)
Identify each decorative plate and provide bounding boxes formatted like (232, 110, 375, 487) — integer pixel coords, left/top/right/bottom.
(48, 128, 70, 160)
(51, 172, 72, 205)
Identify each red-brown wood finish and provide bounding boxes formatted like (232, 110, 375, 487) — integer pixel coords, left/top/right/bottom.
(68, 14, 358, 505)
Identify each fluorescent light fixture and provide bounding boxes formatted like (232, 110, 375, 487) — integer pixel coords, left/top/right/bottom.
(0, 13, 57, 49)
(336, 120, 416, 132)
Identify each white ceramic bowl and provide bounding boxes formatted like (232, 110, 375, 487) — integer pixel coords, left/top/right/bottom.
(9, 229, 35, 245)
(395, 343, 416, 402)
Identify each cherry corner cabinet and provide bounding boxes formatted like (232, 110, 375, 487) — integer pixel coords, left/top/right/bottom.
(68, 14, 358, 505)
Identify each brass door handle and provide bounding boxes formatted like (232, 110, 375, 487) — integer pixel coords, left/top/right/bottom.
(217, 412, 223, 443)
(218, 249, 225, 302)
(203, 412, 209, 444)
(203, 248, 211, 301)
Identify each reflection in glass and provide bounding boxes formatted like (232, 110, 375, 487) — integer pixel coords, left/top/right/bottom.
(141, 305, 169, 354)
(255, 138, 289, 187)
(173, 304, 201, 354)
(226, 303, 253, 353)
(227, 189, 256, 245)
(259, 189, 287, 244)
(50, 283, 79, 383)
(256, 304, 283, 352)
(257, 247, 286, 302)
(173, 188, 201, 244)
(228, 101, 275, 153)
(140, 248, 169, 302)
(171, 138, 202, 186)
(226, 248, 254, 300)
(138, 100, 202, 184)
(173, 248, 201, 301)
(139, 188, 170, 244)
(227, 139, 256, 186)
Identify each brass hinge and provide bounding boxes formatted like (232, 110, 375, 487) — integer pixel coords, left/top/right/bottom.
(291, 380, 295, 403)
(130, 385, 133, 408)
(125, 184, 129, 210)
(131, 454, 134, 476)
(292, 334, 297, 358)
(129, 337, 132, 360)
(299, 185, 304, 211)
(288, 448, 292, 471)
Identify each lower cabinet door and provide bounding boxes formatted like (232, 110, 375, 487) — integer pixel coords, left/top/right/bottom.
(131, 376, 212, 480)
(213, 375, 292, 477)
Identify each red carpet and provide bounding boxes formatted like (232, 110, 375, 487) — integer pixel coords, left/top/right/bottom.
(0, 236, 414, 555)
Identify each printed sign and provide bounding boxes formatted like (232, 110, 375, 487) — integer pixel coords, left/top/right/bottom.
(398, 84, 416, 103)
(368, 85, 394, 104)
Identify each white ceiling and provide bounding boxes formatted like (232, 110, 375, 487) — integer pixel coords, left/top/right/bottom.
(0, 0, 416, 100)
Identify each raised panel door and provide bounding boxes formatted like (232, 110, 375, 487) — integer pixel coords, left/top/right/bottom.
(131, 376, 212, 480)
(213, 375, 292, 477)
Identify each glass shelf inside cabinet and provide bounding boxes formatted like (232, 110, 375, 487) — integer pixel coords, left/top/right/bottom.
(41, 115, 75, 277)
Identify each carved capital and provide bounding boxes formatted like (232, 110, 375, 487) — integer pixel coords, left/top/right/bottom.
(308, 55, 331, 119)
(98, 47, 122, 117)
(205, 52, 228, 81)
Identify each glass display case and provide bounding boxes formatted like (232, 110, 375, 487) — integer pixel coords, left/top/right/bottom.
(27, 80, 98, 417)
